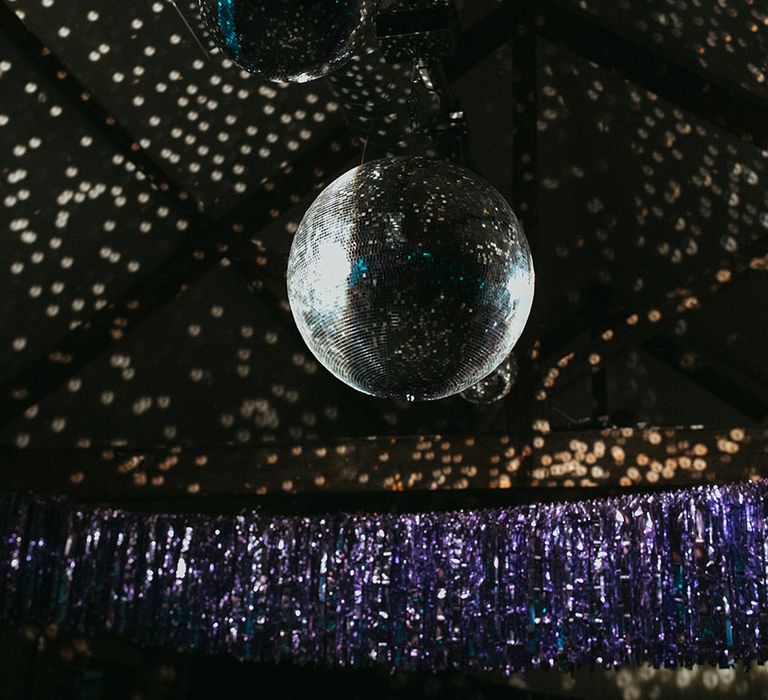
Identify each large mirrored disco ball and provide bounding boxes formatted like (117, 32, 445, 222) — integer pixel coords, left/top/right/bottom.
(460, 352, 519, 404)
(287, 157, 535, 401)
(198, 0, 379, 82)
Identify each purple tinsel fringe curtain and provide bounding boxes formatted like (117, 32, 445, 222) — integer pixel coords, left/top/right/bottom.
(1, 482, 767, 672)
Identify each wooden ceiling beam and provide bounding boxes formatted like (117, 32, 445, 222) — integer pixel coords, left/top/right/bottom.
(0, 426, 763, 509)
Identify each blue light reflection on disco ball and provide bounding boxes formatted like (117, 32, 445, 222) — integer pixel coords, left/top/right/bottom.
(287, 157, 535, 401)
(198, 0, 379, 82)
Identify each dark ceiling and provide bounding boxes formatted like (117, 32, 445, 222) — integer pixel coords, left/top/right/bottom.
(0, 0, 766, 504)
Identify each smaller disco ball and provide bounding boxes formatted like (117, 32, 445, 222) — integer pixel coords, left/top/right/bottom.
(460, 353, 518, 404)
(198, 0, 379, 82)
(287, 157, 535, 401)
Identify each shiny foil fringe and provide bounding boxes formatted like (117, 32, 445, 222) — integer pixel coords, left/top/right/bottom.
(1, 482, 768, 672)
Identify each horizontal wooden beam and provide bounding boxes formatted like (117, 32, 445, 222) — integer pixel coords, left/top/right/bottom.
(0, 426, 764, 508)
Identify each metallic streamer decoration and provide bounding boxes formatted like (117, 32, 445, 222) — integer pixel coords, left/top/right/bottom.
(2, 481, 768, 671)
(287, 157, 535, 400)
(198, 0, 379, 82)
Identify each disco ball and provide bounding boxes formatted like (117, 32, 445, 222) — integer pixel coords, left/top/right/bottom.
(198, 0, 379, 82)
(287, 157, 535, 401)
(460, 352, 518, 404)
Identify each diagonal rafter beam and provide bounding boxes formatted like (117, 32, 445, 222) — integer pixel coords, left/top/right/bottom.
(0, 1, 205, 219)
(444, 0, 768, 422)
(0, 1, 358, 428)
(643, 334, 768, 423)
(514, 0, 768, 409)
(0, 124, 355, 429)
(535, 255, 768, 413)
(448, 0, 768, 151)
(526, 0, 768, 150)
(457, 0, 768, 368)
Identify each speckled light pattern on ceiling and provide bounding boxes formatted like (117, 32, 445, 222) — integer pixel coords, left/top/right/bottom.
(6, 0, 343, 215)
(0, 0, 765, 494)
(557, 0, 768, 98)
(533, 42, 768, 418)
